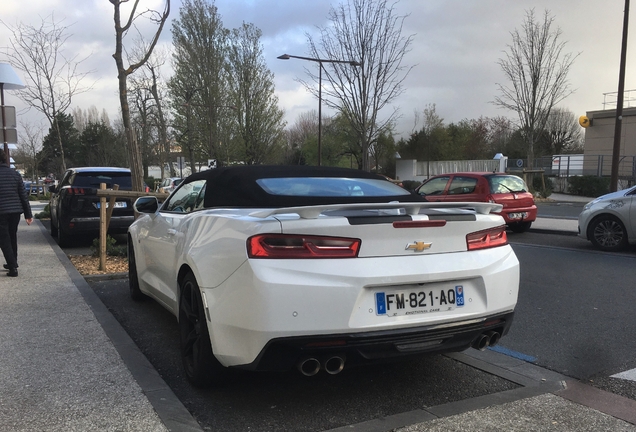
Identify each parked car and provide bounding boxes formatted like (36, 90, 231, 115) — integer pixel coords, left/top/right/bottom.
(49, 167, 135, 247)
(128, 165, 519, 387)
(415, 172, 537, 233)
(156, 177, 182, 194)
(578, 185, 636, 251)
(24, 182, 45, 196)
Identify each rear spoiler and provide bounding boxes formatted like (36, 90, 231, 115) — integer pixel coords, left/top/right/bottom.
(249, 202, 503, 219)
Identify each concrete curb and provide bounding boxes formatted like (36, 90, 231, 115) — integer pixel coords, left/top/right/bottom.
(529, 228, 578, 237)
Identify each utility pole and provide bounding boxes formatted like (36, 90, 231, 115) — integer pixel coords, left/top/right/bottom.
(611, 0, 630, 192)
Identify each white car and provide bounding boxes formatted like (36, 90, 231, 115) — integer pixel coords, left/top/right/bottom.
(156, 177, 182, 194)
(578, 185, 636, 251)
(128, 166, 519, 387)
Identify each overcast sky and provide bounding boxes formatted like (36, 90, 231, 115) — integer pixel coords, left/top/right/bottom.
(1, 0, 633, 141)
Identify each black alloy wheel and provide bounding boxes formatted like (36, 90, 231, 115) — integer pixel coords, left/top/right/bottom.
(128, 240, 146, 301)
(589, 215, 628, 252)
(179, 272, 224, 387)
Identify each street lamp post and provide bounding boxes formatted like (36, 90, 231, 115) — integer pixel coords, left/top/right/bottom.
(0, 63, 26, 164)
(278, 54, 360, 166)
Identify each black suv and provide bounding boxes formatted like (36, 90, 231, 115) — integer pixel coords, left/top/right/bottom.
(49, 167, 135, 246)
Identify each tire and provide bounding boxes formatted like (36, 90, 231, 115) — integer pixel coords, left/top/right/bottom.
(50, 216, 58, 237)
(588, 215, 628, 252)
(57, 223, 71, 248)
(509, 221, 532, 233)
(179, 272, 224, 387)
(128, 239, 146, 301)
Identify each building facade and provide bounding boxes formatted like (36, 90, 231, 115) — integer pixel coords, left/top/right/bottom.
(582, 107, 636, 182)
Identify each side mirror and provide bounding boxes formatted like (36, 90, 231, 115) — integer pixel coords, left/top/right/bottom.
(134, 196, 159, 214)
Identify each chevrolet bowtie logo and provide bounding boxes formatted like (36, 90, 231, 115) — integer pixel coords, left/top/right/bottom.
(405, 241, 432, 252)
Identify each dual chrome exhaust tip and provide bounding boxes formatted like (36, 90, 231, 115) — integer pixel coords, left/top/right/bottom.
(298, 355, 346, 376)
(297, 331, 503, 375)
(472, 331, 502, 351)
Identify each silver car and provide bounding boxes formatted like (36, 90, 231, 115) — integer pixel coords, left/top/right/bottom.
(157, 177, 182, 194)
(578, 185, 636, 251)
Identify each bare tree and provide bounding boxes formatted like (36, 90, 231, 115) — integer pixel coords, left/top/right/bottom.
(494, 9, 578, 168)
(129, 81, 154, 177)
(72, 106, 104, 133)
(147, 63, 170, 176)
(284, 111, 315, 164)
(544, 107, 583, 154)
(422, 104, 444, 135)
(110, 0, 170, 191)
(1, 14, 92, 172)
(128, 47, 171, 179)
(306, 0, 414, 171)
(16, 121, 44, 182)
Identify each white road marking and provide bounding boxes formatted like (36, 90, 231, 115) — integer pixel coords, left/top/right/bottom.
(610, 368, 636, 382)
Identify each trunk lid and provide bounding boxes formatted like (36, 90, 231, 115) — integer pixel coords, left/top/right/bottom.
(251, 202, 505, 258)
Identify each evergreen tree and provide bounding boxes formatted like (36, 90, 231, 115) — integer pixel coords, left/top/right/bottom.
(38, 113, 80, 177)
(227, 23, 285, 165)
(169, 0, 231, 168)
(79, 121, 128, 167)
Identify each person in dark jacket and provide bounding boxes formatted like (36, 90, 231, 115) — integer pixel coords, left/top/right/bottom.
(0, 151, 33, 277)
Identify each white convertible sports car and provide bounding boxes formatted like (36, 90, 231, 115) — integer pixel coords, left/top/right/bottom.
(128, 166, 519, 387)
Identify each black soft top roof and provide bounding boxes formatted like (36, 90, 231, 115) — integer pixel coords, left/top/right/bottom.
(183, 165, 424, 208)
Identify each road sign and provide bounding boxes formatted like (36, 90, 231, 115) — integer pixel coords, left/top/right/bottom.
(1, 129, 18, 144)
(0, 106, 16, 128)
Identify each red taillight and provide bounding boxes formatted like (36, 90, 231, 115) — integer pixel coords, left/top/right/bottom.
(247, 234, 361, 259)
(466, 226, 508, 251)
(66, 187, 87, 195)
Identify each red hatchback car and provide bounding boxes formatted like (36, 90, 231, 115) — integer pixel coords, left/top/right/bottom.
(415, 172, 537, 232)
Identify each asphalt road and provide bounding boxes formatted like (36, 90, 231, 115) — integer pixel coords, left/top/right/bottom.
(508, 240, 636, 380)
(49, 196, 634, 429)
(85, 229, 636, 431)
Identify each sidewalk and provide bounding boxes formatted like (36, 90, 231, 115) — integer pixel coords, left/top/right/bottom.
(0, 221, 200, 431)
(343, 348, 636, 432)
(2, 213, 635, 431)
(531, 217, 578, 234)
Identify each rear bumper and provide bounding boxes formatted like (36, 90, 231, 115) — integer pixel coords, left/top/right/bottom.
(199, 246, 519, 368)
(498, 205, 537, 224)
(239, 311, 515, 372)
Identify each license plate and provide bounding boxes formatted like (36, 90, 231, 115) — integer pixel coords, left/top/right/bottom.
(508, 212, 527, 220)
(375, 285, 465, 316)
(95, 201, 127, 209)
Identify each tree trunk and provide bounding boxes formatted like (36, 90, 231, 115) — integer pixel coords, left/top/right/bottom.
(111, 0, 170, 191)
(53, 116, 67, 172)
(118, 75, 144, 191)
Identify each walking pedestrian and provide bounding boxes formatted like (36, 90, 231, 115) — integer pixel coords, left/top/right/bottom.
(0, 150, 33, 277)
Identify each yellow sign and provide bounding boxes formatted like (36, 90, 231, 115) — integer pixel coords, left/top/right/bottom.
(579, 115, 592, 128)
